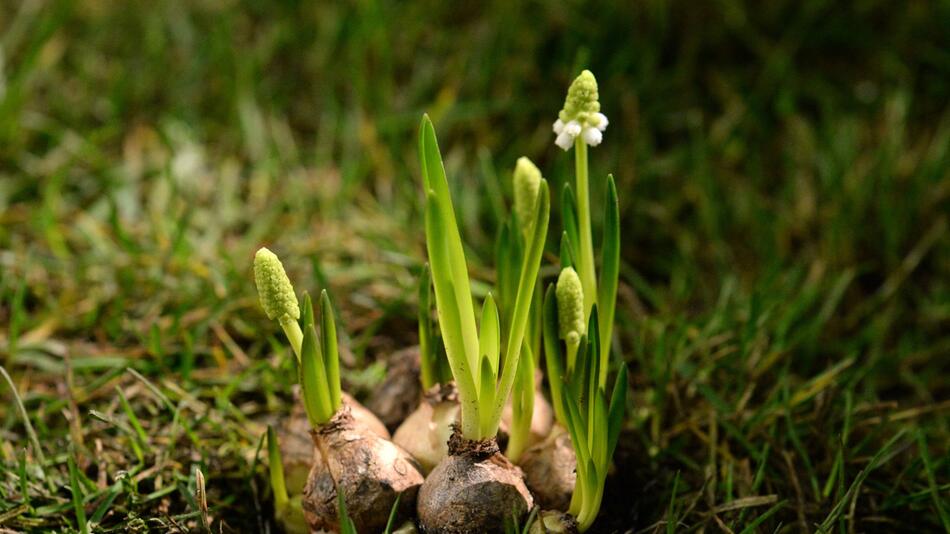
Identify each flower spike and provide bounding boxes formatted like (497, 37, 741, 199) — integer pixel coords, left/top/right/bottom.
(513, 157, 542, 232)
(553, 70, 608, 150)
(254, 248, 300, 321)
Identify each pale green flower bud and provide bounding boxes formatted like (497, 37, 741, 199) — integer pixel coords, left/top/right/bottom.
(513, 157, 542, 230)
(254, 247, 300, 321)
(553, 70, 609, 150)
(556, 267, 585, 346)
(560, 70, 600, 122)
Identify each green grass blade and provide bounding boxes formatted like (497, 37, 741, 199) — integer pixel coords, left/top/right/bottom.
(68, 452, 89, 534)
(320, 290, 341, 413)
(383, 492, 402, 534)
(916, 429, 950, 531)
(116, 386, 149, 453)
(0, 366, 49, 479)
(336, 487, 358, 534)
(737, 500, 787, 534)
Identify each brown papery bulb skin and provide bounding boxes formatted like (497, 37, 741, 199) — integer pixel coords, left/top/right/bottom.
(302, 408, 424, 533)
(366, 346, 423, 430)
(518, 425, 576, 511)
(280, 390, 391, 495)
(417, 429, 534, 533)
(392, 382, 459, 473)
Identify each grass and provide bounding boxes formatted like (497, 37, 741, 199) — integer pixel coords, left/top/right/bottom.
(1, 0, 948, 532)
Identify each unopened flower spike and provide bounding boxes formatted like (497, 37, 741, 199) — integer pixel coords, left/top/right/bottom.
(254, 247, 303, 358)
(553, 70, 609, 150)
(513, 156, 542, 232)
(556, 267, 585, 370)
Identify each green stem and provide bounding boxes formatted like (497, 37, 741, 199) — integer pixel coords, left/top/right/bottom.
(574, 139, 596, 317)
(280, 315, 303, 362)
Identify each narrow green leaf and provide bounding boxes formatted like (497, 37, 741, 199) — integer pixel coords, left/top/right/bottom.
(420, 116, 480, 380)
(571, 336, 590, 416)
(337, 487, 358, 534)
(116, 386, 149, 453)
(606, 364, 627, 460)
(320, 290, 341, 413)
(418, 263, 436, 390)
(425, 194, 477, 405)
(383, 493, 403, 534)
(267, 426, 289, 511)
(542, 285, 566, 427)
(480, 293, 501, 375)
(559, 231, 575, 270)
(490, 180, 550, 435)
(586, 307, 601, 444)
(598, 175, 620, 387)
(592, 390, 608, 473)
(68, 452, 89, 534)
(506, 342, 535, 462)
(478, 354, 496, 436)
(300, 293, 331, 426)
(562, 392, 592, 472)
(89, 482, 122, 525)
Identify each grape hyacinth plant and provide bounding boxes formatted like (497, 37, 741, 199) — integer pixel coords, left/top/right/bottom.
(543, 272, 627, 532)
(253, 249, 423, 532)
(497, 157, 554, 463)
(416, 115, 550, 532)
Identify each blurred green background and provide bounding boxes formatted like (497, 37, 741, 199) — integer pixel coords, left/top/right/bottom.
(1, 1, 948, 532)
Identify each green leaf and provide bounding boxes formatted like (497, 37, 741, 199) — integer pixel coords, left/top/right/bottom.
(420, 115, 480, 381)
(591, 389, 608, 473)
(425, 193, 477, 408)
(267, 425, 289, 511)
(559, 231, 575, 270)
(571, 336, 590, 415)
(542, 285, 566, 427)
(337, 488, 358, 534)
(320, 290, 341, 414)
(480, 293, 501, 375)
(478, 354, 496, 436)
(418, 263, 436, 389)
(598, 174, 620, 387)
(300, 293, 332, 426)
(68, 452, 89, 534)
(562, 392, 592, 473)
(606, 363, 627, 460)
(489, 179, 550, 435)
(383, 493, 403, 534)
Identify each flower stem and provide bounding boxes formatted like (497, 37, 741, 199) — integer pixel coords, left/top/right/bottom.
(279, 315, 303, 362)
(574, 138, 596, 317)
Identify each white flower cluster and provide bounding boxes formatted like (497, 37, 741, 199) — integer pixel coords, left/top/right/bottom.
(552, 113, 609, 151)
